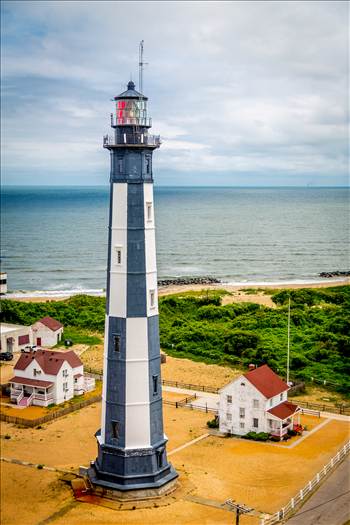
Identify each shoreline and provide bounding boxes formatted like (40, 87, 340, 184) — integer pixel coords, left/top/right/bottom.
(3, 277, 349, 302)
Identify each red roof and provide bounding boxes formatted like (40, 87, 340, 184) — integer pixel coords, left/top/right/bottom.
(243, 364, 289, 399)
(268, 401, 300, 420)
(14, 349, 82, 376)
(9, 376, 53, 388)
(36, 316, 63, 332)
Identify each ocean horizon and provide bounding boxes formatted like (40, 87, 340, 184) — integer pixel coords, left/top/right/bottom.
(1, 185, 349, 294)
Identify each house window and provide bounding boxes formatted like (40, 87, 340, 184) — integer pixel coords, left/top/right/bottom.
(270, 399, 273, 406)
(115, 246, 122, 265)
(240, 422, 245, 429)
(63, 382, 68, 392)
(253, 399, 259, 408)
(111, 420, 120, 439)
(62, 369, 68, 378)
(150, 290, 155, 309)
(146, 202, 152, 221)
(280, 393, 283, 401)
(253, 418, 259, 428)
(239, 407, 245, 418)
(227, 395, 232, 404)
(114, 335, 121, 353)
(268, 419, 273, 428)
(153, 375, 158, 395)
(240, 382, 245, 387)
(226, 413, 232, 421)
(33, 369, 41, 376)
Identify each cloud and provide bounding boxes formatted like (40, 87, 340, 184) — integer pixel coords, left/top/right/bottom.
(1, 0, 348, 185)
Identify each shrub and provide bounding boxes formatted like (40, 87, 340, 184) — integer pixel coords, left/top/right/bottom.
(207, 417, 219, 429)
(242, 431, 269, 442)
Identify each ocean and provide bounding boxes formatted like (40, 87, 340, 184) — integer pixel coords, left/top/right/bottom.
(1, 186, 349, 295)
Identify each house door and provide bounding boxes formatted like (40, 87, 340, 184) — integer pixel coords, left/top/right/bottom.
(36, 337, 41, 346)
(7, 338, 14, 353)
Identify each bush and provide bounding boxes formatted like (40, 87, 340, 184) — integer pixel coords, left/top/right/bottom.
(207, 417, 219, 429)
(242, 431, 269, 442)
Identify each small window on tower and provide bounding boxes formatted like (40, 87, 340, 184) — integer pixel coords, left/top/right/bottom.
(114, 335, 121, 353)
(146, 157, 151, 174)
(115, 246, 122, 266)
(153, 375, 158, 395)
(118, 159, 123, 173)
(150, 290, 155, 309)
(111, 420, 120, 439)
(146, 202, 152, 222)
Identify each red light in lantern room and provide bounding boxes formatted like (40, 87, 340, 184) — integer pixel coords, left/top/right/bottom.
(117, 101, 126, 109)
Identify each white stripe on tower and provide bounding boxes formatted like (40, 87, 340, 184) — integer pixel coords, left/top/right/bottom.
(100, 315, 109, 443)
(144, 183, 158, 317)
(125, 317, 151, 448)
(109, 183, 128, 318)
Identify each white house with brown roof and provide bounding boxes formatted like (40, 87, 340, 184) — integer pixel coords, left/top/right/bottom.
(219, 364, 300, 440)
(31, 317, 64, 347)
(9, 349, 95, 407)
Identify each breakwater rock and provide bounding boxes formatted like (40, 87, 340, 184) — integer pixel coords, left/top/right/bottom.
(158, 276, 221, 287)
(319, 271, 350, 278)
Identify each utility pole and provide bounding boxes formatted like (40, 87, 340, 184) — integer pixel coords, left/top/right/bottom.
(225, 499, 253, 524)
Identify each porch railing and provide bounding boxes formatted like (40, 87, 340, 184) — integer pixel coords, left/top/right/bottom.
(34, 393, 53, 401)
(11, 390, 23, 403)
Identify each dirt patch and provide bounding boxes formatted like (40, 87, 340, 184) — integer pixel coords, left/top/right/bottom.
(162, 356, 241, 389)
(0, 462, 72, 525)
(221, 290, 276, 308)
(80, 345, 104, 371)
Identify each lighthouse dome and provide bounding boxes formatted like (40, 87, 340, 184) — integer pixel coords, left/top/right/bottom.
(114, 80, 148, 100)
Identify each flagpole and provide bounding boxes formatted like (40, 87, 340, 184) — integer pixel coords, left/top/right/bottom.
(287, 296, 291, 384)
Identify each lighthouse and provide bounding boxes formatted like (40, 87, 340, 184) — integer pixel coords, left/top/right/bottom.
(88, 79, 177, 495)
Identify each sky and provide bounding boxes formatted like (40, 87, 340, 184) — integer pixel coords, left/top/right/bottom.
(1, 1, 349, 186)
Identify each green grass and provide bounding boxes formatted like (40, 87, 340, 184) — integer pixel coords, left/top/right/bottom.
(2, 287, 349, 395)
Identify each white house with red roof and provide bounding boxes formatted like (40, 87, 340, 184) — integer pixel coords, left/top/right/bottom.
(9, 349, 95, 407)
(31, 316, 64, 347)
(219, 364, 300, 440)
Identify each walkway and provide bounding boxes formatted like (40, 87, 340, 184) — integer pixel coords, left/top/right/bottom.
(287, 456, 350, 525)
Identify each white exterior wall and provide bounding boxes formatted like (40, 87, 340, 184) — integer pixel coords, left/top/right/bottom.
(13, 358, 75, 405)
(109, 183, 128, 318)
(219, 375, 268, 435)
(1, 324, 33, 353)
(125, 317, 151, 448)
(144, 183, 158, 317)
(31, 322, 63, 348)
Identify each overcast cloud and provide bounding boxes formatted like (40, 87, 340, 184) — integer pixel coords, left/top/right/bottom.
(1, 0, 349, 186)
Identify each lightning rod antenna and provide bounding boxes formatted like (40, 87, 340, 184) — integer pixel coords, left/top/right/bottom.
(139, 40, 147, 94)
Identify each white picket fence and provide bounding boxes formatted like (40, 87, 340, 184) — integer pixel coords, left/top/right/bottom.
(260, 440, 350, 525)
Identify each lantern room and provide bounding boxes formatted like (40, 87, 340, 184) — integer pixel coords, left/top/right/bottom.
(114, 80, 150, 127)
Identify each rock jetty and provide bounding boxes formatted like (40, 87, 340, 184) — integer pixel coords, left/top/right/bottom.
(319, 271, 350, 278)
(157, 276, 221, 287)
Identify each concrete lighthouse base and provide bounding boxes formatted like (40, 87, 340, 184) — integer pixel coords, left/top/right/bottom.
(86, 433, 178, 501)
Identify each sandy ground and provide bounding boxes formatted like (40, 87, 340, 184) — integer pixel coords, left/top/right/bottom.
(8, 278, 350, 304)
(1, 401, 348, 525)
(1, 462, 73, 525)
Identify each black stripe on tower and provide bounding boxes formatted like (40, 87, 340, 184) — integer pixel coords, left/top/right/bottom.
(127, 183, 147, 317)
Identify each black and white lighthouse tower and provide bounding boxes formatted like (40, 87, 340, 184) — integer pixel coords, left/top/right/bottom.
(88, 76, 177, 495)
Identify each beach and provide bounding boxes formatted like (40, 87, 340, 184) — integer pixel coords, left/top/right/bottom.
(4, 277, 349, 303)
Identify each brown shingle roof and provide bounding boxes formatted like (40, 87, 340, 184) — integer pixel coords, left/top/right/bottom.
(267, 401, 300, 420)
(243, 364, 289, 399)
(36, 316, 63, 331)
(14, 349, 82, 376)
(9, 376, 53, 388)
